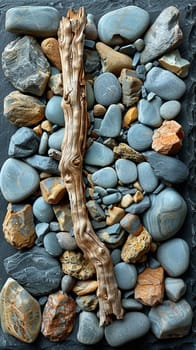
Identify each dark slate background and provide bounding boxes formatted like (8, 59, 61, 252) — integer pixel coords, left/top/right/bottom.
(0, 0, 195, 349)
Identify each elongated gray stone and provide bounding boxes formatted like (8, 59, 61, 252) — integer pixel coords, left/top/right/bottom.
(24, 155, 59, 175)
(84, 141, 114, 166)
(137, 162, 159, 193)
(138, 96, 162, 128)
(2, 36, 50, 96)
(0, 158, 39, 203)
(3, 247, 62, 296)
(45, 96, 64, 126)
(8, 127, 40, 158)
(99, 104, 122, 137)
(140, 6, 183, 64)
(5, 6, 60, 37)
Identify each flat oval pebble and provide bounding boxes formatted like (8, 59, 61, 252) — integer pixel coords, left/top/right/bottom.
(86, 81, 95, 110)
(33, 196, 55, 223)
(137, 162, 159, 193)
(84, 141, 114, 166)
(43, 232, 63, 256)
(115, 159, 137, 184)
(114, 262, 137, 290)
(160, 100, 181, 120)
(48, 128, 64, 150)
(98, 6, 150, 45)
(138, 96, 162, 128)
(77, 311, 104, 345)
(45, 96, 64, 126)
(99, 104, 122, 137)
(105, 312, 150, 347)
(143, 187, 187, 241)
(38, 131, 48, 155)
(0, 158, 39, 202)
(91, 167, 118, 188)
(127, 123, 153, 151)
(144, 67, 186, 100)
(102, 192, 122, 205)
(156, 238, 190, 277)
(5, 6, 60, 37)
(8, 127, 40, 157)
(94, 73, 121, 106)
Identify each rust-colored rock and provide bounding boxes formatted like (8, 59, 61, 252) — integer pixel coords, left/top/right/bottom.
(41, 291, 76, 342)
(119, 69, 142, 107)
(41, 38, 62, 70)
(123, 106, 138, 127)
(134, 267, 164, 306)
(40, 176, 67, 204)
(152, 120, 184, 155)
(73, 280, 98, 296)
(60, 250, 95, 280)
(106, 206, 125, 226)
(113, 143, 145, 163)
(121, 227, 152, 263)
(3, 203, 36, 249)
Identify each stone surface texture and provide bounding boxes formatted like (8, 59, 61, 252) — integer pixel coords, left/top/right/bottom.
(152, 120, 184, 155)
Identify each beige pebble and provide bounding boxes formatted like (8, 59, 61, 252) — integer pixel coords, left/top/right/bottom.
(41, 38, 62, 70)
(33, 124, 43, 136)
(73, 280, 98, 296)
(120, 194, 134, 208)
(41, 120, 53, 133)
(133, 181, 143, 192)
(133, 190, 144, 203)
(93, 104, 106, 116)
(106, 206, 125, 226)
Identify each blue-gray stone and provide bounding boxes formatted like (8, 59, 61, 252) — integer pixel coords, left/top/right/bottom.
(5, 6, 60, 37)
(119, 44, 136, 56)
(114, 262, 137, 290)
(98, 6, 150, 45)
(35, 222, 49, 246)
(77, 311, 104, 345)
(134, 38, 145, 52)
(38, 131, 48, 155)
(49, 221, 60, 232)
(94, 186, 108, 197)
(143, 188, 187, 241)
(84, 141, 114, 166)
(115, 159, 137, 184)
(99, 104, 122, 137)
(132, 52, 141, 69)
(105, 312, 150, 347)
(33, 196, 54, 223)
(122, 298, 143, 311)
(157, 238, 190, 277)
(102, 192, 122, 205)
(61, 275, 76, 293)
(86, 81, 95, 110)
(165, 277, 187, 302)
(56, 232, 77, 251)
(125, 196, 151, 214)
(94, 73, 121, 106)
(43, 232, 63, 257)
(137, 162, 159, 193)
(111, 249, 121, 265)
(0, 158, 39, 203)
(120, 213, 142, 234)
(48, 128, 64, 151)
(148, 256, 161, 269)
(96, 223, 125, 248)
(86, 200, 106, 221)
(149, 299, 193, 339)
(92, 167, 118, 188)
(24, 154, 59, 175)
(160, 100, 181, 120)
(8, 127, 40, 158)
(127, 123, 153, 151)
(45, 96, 64, 126)
(144, 151, 189, 183)
(144, 67, 186, 100)
(138, 96, 162, 127)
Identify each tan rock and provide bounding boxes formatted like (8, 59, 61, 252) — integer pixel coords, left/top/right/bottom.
(159, 49, 190, 78)
(96, 42, 132, 76)
(73, 280, 98, 296)
(106, 206, 125, 226)
(133, 190, 144, 203)
(41, 38, 62, 70)
(133, 181, 143, 192)
(119, 68, 142, 107)
(40, 176, 67, 204)
(53, 201, 73, 231)
(123, 106, 138, 127)
(60, 251, 95, 280)
(120, 194, 134, 208)
(134, 267, 164, 306)
(113, 143, 145, 163)
(48, 73, 63, 96)
(152, 120, 184, 155)
(93, 104, 106, 116)
(33, 124, 43, 136)
(121, 227, 152, 263)
(3, 203, 36, 249)
(41, 120, 53, 133)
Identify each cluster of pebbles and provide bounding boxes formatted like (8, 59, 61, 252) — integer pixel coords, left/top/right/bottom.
(0, 4, 193, 347)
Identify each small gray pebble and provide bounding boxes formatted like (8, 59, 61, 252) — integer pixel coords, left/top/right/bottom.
(33, 196, 54, 223)
(43, 232, 63, 256)
(38, 131, 48, 155)
(45, 95, 64, 126)
(61, 275, 76, 293)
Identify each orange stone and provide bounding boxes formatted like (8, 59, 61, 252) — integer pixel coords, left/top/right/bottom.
(40, 176, 67, 204)
(41, 38, 62, 70)
(134, 267, 164, 306)
(106, 206, 125, 226)
(152, 120, 184, 155)
(123, 106, 138, 127)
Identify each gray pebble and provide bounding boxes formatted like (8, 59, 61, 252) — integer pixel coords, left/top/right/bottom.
(99, 104, 122, 137)
(119, 44, 136, 56)
(148, 256, 161, 269)
(85, 141, 114, 166)
(86, 81, 95, 110)
(102, 192, 122, 205)
(77, 311, 104, 345)
(137, 162, 159, 193)
(33, 196, 54, 223)
(38, 131, 48, 155)
(61, 275, 76, 293)
(160, 100, 181, 120)
(97, 224, 125, 248)
(86, 200, 105, 221)
(92, 167, 118, 188)
(45, 96, 64, 126)
(24, 154, 60, 175)
(114, 262, 137, 290)
(43, 232, 63, 257)
(35, 222, 49, 246)
(49, 221, 60, 232)
(8, 127, 40, 158)
(56, 231, 77, 250)
(165, 277, 187, 302)
(48, 128, 64, 150)
(125, 196, 151, 214)
(94, 72, 121, 106)
(138, 96, 162, 127)
(134, 38, 145, 52)
(94, 186, 108, 197)
(127, 123, 153, 151)
(122, 298, 143, 311)
(115, 159, 137, 184)
(132, 51, 141, 68)
(111, 249, 121, 265)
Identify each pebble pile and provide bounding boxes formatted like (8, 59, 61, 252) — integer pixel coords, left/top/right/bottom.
(0, 4, 193, 347)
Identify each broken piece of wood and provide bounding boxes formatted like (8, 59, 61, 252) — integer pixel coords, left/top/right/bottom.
(58, 7, 123, 326)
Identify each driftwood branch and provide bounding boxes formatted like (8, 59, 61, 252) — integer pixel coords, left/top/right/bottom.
(58, 7, 123, 325)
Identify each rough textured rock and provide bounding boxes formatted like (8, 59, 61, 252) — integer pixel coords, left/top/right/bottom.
(140, 6, 183, 64)
(2, 36, 50, 96)
(41, 291, 76, 342)
(3, 203, 35, 249)
(60, 251, 95, 280)
(121, 227, 152, 263)
(152, 120, 184, 155)
(134, 267, 164, 306)
(0, 278, 41, 343)
(41, 38, 62, 70)
(3, 90, 45, 127)
(113, 143, 145, 163)
(119, 69, 142, 107)
(40, 177, 67, 204)
(159, 49, 190, 78)
(76, 294, 98, 311)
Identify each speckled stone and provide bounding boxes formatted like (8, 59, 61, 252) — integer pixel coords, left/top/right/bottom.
(77, 311, 104, 345)
(121, 227, 152, 263)
(138, 96, 162, 128)
(99, 104, 122, 137)
(45, 96, 64, 126)
(165, 277, 187, 302)
(160, 100, 181, 120)
(113, 142, 145, 163)
(48, 128, 64, 150)
(137, 162, 159, 193)
(91, 167, 118, 188)
(85, 141, 114, 166)
(43, 232, 63, 257)
(60, 251, 95, 280)
(115, 159, 137, 184)
(114, 262, 137, 290)
(94, 72, 121, 106)
(33, 196, 54, 223)
(76, 294, 98, 312)
(127, 123, 153, 151)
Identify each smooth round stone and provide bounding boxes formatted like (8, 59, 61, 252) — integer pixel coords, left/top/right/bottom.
(8, 127, 40, 157)
(77, 311, 104, 345)
(45, 96, 64, 126)
(0, 158, 39, 203)
(114, 262, 137, 290)
(127, 123, 153, 151)
(143, 187, 187, 241)
(84, 141, 114, 166)
(5, 6, 60, 37)
(137, 162, 159, 193)
(91, 167, 117, 188)
(115, 159, 137, 184)
(144, 67, 186, 100)
(98, 6, 150, 45)
(99, 104, 122, 137)
(33, 196, 54, 223)
(157, 238, 190, 277)
(49, 221, 60, 232)
(43, 232, 63, 257)
(94, 73, 121, 106)
(61, 275, 76, 293)
(56, 232, 77, 251)
(105, 312, 150, 347)
(165, 277, 187, 302)
(160, 100, 181, 120)
(138, 96, 162, 128)
(86, 81, 95, 110)
(122, 298, 143, 311)
(102, 192, 122, 205)
(48, 128, 64, 150)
